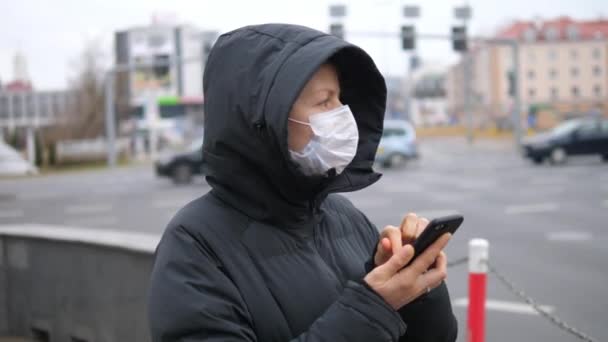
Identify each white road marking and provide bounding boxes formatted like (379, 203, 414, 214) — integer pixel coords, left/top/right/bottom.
(517, 186, 565, 197)
(455, 180, 497, 190)
(91, 185, 130, 195)
(65, 216, 118, 227)
(504, 203, 559, 215)
(452, 297, 555, 315)
(0, 209, 25, 219)
(546, 231, 592, 242)
(18, 192, 62, 201)
(429, 192, 478, 202)
(529, 178, 565, 186)
(65, 204, 113, 215)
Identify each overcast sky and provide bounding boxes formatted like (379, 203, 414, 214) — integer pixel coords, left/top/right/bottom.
(0, 0, 605, 90)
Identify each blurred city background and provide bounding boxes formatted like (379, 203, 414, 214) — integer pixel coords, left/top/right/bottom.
(0, 0, 607, 341)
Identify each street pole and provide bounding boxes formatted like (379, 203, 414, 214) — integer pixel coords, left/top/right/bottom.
(26, 126, 35, 166)
(511, 41, 522, 147)
(104, 71, 117, 168)
(454, 5, 473, 144)
(402, 5, 420, 122)
(464, 51, 473, 144)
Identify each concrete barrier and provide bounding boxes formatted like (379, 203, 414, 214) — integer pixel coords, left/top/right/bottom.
(0, 224, 159, 342)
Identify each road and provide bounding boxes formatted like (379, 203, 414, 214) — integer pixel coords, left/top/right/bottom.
(1, 136, 607, 341)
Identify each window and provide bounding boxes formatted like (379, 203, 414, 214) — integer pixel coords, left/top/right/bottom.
(39, 94, 49, 117)
(0, 95, 8, 119)
(527, 50, 536, 62)
(566, 25, 579, 40)
(594, 85, 602, 97)
(25, 94, 35, 118)
(549, 69, 558, 80)
(527, 70, 535, 79)
(383, 128, 407, 138)
(594, 31, 605, 40)
(52, 94, 64, 117)
(592, 48, 601, 59)
(571, 67, 579, 78)
(12, 94, 23, 118)
(601, 120, 608, 134)
(551, 87, 559, 100)
(571, 86, 580, 98)
(528, 88, 536, 98)
(545, 27, 559, 41)
(570, 49, 578, 59)
(548, 49, 558, 60)
(578, 121, 600, 139)
(524, 28, 537, 42)
(593, 66, 602, 77)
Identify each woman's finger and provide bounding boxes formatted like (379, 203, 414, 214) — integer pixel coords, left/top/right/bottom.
(400, 213, 418, 244)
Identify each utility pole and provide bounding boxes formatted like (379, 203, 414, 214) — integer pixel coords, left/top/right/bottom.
(454, 5, 473, 144)
(401, 5, 420, 122)
(510, 41, 522, 147)
(104, 72, 117, 168)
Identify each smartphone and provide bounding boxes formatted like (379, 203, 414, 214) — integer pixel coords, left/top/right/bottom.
(403, 214, 464, 268)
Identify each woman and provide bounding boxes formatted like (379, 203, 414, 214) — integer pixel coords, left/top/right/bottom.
(148, 23, 457, 341)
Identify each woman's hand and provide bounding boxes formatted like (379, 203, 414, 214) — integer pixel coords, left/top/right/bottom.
(363, 233, 450, 310)
(374, 213, 430, 266)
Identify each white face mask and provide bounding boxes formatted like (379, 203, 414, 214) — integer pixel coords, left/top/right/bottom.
(288, 104, 359, 176)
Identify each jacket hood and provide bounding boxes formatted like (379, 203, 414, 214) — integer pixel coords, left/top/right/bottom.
(202, 24, 386, 226)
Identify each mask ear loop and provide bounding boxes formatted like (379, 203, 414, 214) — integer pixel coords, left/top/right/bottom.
(288, 118, 311, 126)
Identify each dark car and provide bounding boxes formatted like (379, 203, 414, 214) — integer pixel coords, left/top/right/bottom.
(522, 118, 608, 165)
(155, 137, 206, 184)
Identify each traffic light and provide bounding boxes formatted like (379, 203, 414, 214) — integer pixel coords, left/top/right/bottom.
(329, 23, 344, 40)
(401, 25, 416, 50)
(452, 26, 467, 52)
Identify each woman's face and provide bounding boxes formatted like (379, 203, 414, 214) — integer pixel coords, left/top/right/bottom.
(288, 63, 342, 152)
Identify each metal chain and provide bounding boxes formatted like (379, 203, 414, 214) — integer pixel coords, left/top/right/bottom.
(447, 256, 469, 268)
(486, 260, 598, 342)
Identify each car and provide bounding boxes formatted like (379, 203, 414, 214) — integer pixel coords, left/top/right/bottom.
(375, 120, 419, 168)
(0, 141, 38, 176)
(522, 118, 608, 165)
(155, 136, 206, 184)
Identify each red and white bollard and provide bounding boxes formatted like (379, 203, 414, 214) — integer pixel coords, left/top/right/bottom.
(467, 239, 489, 342)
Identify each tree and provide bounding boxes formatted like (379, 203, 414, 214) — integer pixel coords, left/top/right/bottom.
(42, 39, 108, 165)
(46, 40, 106, 142)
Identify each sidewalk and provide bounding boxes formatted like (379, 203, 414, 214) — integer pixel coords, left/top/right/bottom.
(416, 125, 536, 140)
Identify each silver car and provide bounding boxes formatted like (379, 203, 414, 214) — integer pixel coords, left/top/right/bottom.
(375, 120, 419, 168)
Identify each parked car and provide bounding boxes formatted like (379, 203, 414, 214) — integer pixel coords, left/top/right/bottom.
(0, 141, 37, 176)
(375, 120, 419, 168)
(155, 136, 206, 184)
(522, 118, 608, 165)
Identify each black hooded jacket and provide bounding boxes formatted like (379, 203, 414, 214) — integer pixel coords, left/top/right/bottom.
(148, 24, 457, 342)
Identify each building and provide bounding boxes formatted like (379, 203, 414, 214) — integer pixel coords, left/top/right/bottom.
(0, 88, 72, 166)
(115, 22, 218, 150)
(410, 64, 450, 127)
(384, 76, 407, 120)
(0, 90, 71, 133)
(0, 52, 71, 141)
(447, 17, 608, 130)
